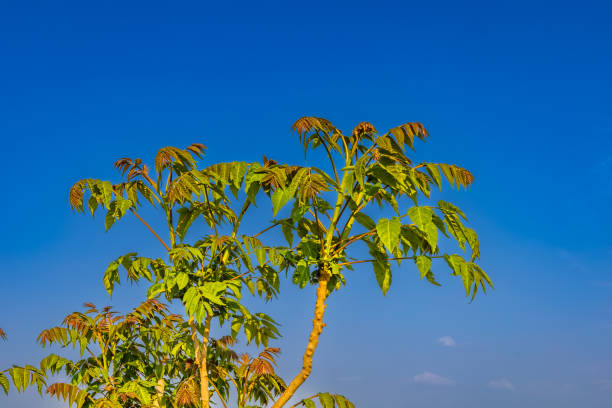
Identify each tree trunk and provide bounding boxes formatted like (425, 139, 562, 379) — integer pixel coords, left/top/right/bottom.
(270, 273, 329, 408)
(191, 314, 213, 408)
(152, 378, 165, 408)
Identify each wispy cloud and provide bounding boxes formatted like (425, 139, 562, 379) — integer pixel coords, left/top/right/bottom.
(413, 372, 455, 386)
(489, 378, 515, 391)
(437, 336, 456, 347)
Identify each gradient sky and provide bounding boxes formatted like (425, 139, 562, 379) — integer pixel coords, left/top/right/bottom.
(1, 1, 612, 407)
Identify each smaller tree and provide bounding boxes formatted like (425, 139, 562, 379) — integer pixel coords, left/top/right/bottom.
(70, 144, 284, 408)
(2, 300, 193, 408)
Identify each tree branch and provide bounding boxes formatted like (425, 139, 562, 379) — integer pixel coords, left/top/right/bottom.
(332, 229, 376, 256)
(203, 185, 218, 236)
(320, 139, 340, 185)
(209, 380, 229, 408)
(129, 209, 171, 252)
(338, 255, 444, 267)
(252, 221, 282, 239)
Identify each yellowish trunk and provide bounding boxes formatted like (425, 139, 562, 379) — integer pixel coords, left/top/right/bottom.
(191, 315, 212, 408)
(152, 378, 165, 408)
(270, 273, 329, 408)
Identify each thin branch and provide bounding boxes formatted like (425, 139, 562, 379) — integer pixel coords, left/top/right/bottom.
(338, 133, 350, 164)
(232, 199, 251, 238)
(209, 381, 229, 408)
(203, 185, 219, 236)
(338, 201, 367, 241)
(129, 209, 171, 252)
(320, 139, 340, 185)
(338, 255, 444, 267)
(228, 270, 253, 281)
(84, 346, 105, 370)
(308, 208, 326, 247)
(335, 198, 351, 227)
(252, 221, 282, 239)
(319, 209, 341, 238)
(164, 168, 173, 195)
(332, 229, 376, 256)
(138, 166, 159, 193)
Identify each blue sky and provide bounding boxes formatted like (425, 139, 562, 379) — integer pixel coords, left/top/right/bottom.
(1, 0, 612, 407)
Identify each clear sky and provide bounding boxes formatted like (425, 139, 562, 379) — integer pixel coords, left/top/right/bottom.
(1, 1, 611, 407)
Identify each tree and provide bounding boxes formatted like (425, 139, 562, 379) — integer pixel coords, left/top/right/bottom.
(69, 145, 284, 408)
(1, 300, 191, 408)
(3, 116, 489, 408)
(244, 117, 492, 407)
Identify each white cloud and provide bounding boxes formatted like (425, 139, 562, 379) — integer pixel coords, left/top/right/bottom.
(437, 336, 456, 347)
(489, 378, 515, 391)
(413, 372, 455, 386)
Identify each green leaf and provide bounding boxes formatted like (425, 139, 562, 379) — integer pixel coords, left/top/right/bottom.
(354, 155, 367, 187)
(147, 282, 165, 299)
(423, 222, 438, 250)
(292, 261, 310, 289)
(425, 271, 441, 286)
(135, 384, 152, 405)
(439, 163, 455, 187)
(101, 181, 113, 209)
(103, 260, 121, 296)
(438, 200, 467, 220)
(291, 202, 310, 223)
(376, 217, 401, 252)
(272, 188, 292, 216)
(175, 206, 200, 242)
(463, 227, 480, 260)
(176, 272, 189, 290)
(104, 209, 116, 231)
(408, 206, 437, 249)
(373, 259, 392, 295)
(303, 399, 317, 408)
(87, 195, 97, 216)
(370, 163, 397, 187)
(444, 214, 467, 250)
(407, 206, 433, 228)
(425, 163, 442, 188)
(255, 248, 267, 266)
(444, 254, 466, 276)
(282, 222, 294, 246)
(231, 319, 242, 338)
(354, 212, 376, 230)
(444, 254, 470, 295)
(415, 255, 432, 279)
(334, 394, 349, 408)
(319, 392, 335, 408)
(0, 373, 8, 395)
